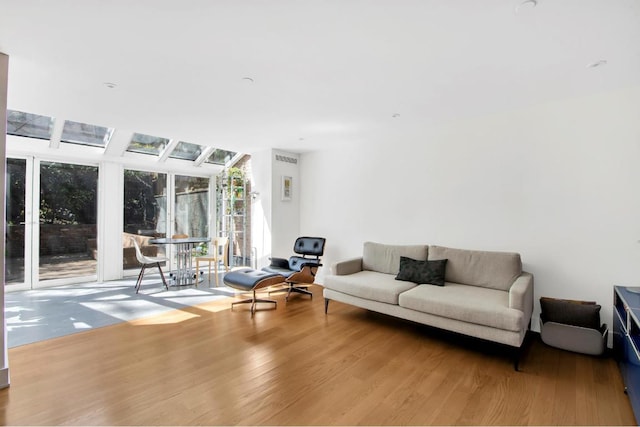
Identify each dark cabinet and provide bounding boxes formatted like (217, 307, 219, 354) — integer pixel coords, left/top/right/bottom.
(613, 286, 640, 424)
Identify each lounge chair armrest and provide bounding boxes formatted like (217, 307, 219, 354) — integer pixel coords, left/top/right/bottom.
(299, 261, 322, 269)
(332, 257, 363, 276)
(269, 257, 289, 269)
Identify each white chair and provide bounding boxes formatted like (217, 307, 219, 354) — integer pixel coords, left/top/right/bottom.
(195, 236, 229, 286)
(131, 237, 170, 293)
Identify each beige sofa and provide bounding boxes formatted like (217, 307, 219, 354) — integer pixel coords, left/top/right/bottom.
(323, 242, 534, 369)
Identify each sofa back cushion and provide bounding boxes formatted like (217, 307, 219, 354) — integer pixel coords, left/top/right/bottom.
(363, 242, 428, 275)
(428, 245, 522, 291)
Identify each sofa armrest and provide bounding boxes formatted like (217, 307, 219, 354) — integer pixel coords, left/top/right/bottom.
(509, 272, 534, 322)
(332, 257, 363, 276)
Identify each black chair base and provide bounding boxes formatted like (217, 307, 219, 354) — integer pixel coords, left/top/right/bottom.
(135, 262, 169, 294)
(289, 285, 312, 296)
(231, 289, 277, 316)
(268, 282, 313, 300)
(285, 284, 313, 301)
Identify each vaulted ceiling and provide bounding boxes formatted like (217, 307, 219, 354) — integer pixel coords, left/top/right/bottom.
(1, 0, 639, 154)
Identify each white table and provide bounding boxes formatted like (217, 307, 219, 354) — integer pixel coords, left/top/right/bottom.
(150, 237, 211, 286)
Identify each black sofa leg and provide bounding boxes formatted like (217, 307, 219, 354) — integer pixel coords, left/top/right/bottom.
(513, 330, 532, 371)
(324, 298, 329, 314)
(511, 340, 527, 371)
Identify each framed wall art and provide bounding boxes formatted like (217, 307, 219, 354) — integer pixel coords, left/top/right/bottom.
(281, 175, 292, 201)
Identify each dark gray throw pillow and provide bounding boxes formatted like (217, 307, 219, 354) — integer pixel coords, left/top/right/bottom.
(539, 297, 601, 330)
(395, 256, 448, 286)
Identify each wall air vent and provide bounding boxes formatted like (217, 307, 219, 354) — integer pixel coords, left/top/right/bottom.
(275, 154, 298, 164)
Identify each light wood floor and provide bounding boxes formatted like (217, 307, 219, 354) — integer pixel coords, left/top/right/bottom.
(0, 284, 635, 425)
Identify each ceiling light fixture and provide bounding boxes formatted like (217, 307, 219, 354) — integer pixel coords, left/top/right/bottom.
(242, 77, 254, 83)
(392, 113, 400, 118)
(586, 59, 608, 69)
(103, 82, 117, 89)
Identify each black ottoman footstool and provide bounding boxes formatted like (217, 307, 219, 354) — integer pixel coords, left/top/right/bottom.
(223, 268, 285, 316)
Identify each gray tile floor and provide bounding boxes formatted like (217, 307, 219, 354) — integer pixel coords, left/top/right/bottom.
(5, 274, 237, 348)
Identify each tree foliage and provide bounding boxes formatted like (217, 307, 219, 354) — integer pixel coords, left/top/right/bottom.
(123, 170, 166, 232)
(39, 162, 98, 225)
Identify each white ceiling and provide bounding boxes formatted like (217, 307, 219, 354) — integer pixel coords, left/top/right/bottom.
(1, 0, 639, 154)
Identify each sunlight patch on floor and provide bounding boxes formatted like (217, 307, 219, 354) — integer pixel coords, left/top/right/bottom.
(5, 276, 236, 347)
(79, 300, 173, 321)
(132, 310, 201, 325)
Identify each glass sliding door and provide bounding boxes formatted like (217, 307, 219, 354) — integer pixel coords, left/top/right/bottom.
(122, 171, 208, 275)
(5, 158, 99, 288)
(123, 170, 168, 272)
(5, 158, 27, 285)
(216, 166, 251, 268)
(38, 162, 98, 282)
(174, 175, 209, 239)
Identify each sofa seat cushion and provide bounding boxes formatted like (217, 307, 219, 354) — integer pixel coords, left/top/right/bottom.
(324, 271, 417, 305)
(398, 283, 524, 332)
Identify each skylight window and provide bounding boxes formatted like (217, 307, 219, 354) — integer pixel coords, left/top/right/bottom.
(61, 120, 114, 147)
(126, 133, 169, 156)
(7, 110, 54, 140)
(206, 149, 237, 165)
(169, 141, 204, 161)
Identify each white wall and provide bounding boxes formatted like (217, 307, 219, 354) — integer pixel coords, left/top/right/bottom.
(249, 148, 301, 266)
(0, 52, 10, 388)
(249, 149, 273, 268)
(271, 150, 300, 258)
(300, 86, 640, 331)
